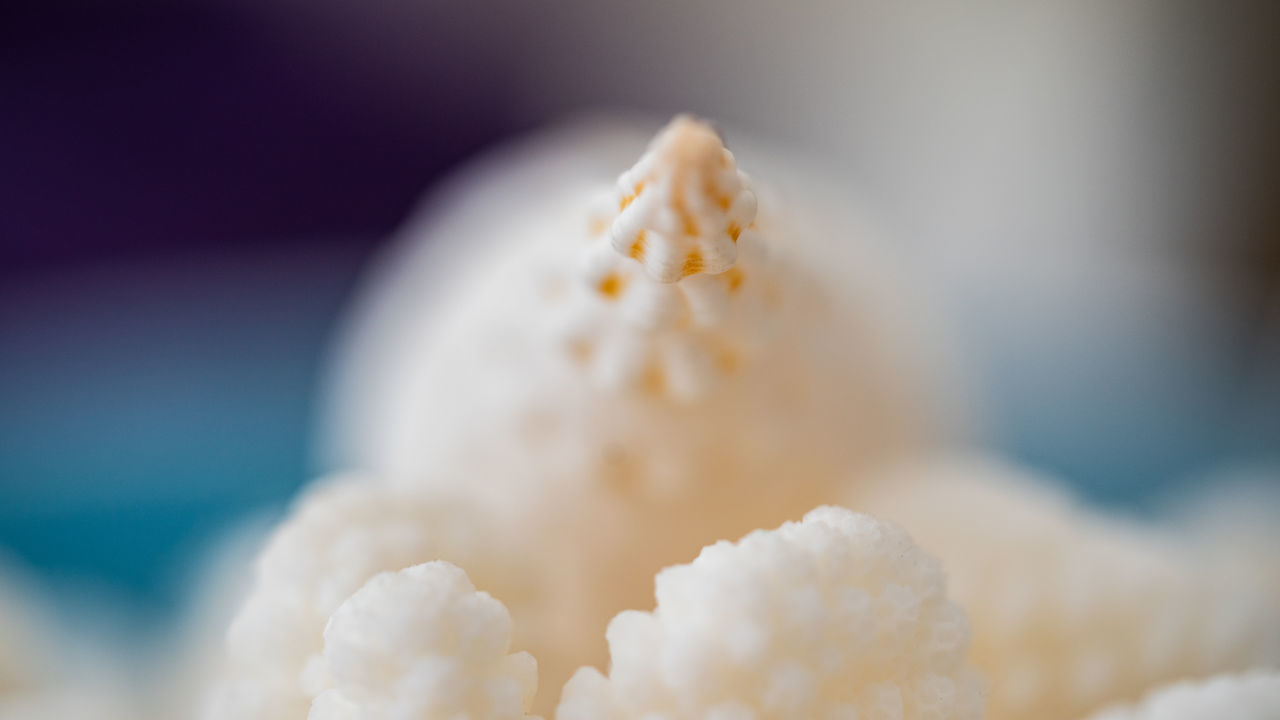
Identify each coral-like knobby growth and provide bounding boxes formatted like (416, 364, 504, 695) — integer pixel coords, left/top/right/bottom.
(566, 115, 781, 401)
(307, 562, 539, 720)
(557, 506, 984, 720)
(607, 115, 757, 283)
(203, 480, 533, 720)
(319, 117, 938, 712)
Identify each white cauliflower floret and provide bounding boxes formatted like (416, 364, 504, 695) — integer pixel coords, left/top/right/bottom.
(307, 562, 540, 720)
(606, 114, 756, 283)
(859, 456, 1280, 720)
(203, 478, 532, 720)
(1086, 671, 1280, 720)
(320, 116, 954, 712)
(567, 115, 777, 402)
(557, 505, 984, 720)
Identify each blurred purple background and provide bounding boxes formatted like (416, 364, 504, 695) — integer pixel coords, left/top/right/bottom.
(0, 0, 519, 613)
(1, 0, 1277, 617)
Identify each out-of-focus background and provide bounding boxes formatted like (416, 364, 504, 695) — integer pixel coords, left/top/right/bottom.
(2, 0, 1277, 635)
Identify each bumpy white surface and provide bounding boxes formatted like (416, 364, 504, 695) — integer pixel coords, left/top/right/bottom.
(202, 478, 532, 720)
(320, 117, 960, 710)
(1087, 671, 1280, 720)
(608, 115, 757, 283)
(556, 505, 984, 720)
(858, 456, 1280, 720)
(567, 116, 780, 400)
(306, 562, 539, 720)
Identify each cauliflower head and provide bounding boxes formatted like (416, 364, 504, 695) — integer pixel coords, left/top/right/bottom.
(320, 116, 956, 709)
(307, 562, 539, 720)
(557, 505, 984, 720)
(202, 478, 533, 720)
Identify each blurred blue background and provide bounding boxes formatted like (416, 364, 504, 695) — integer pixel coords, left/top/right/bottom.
(1, 0, 1277, 621)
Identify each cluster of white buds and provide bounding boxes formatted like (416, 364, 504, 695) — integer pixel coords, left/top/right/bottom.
(194, 115, 1280, 720)
(558, 506, 984, 720)
(562, 116, 781, 401)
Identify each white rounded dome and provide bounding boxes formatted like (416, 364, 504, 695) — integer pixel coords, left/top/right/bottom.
(317, 115, 970, 710)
